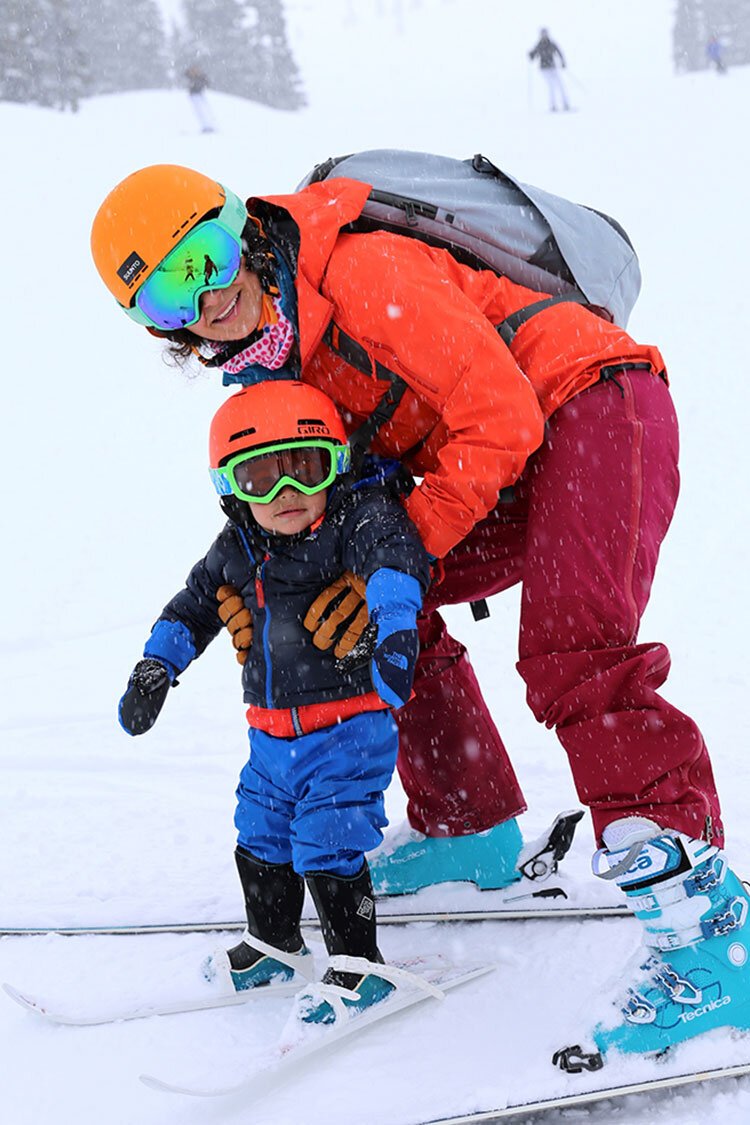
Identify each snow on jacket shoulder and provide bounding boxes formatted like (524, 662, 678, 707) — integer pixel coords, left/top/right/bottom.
(154, 479, 430, 717)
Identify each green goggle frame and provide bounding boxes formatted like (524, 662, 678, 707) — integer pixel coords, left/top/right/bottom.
(209, 439, 351, 504)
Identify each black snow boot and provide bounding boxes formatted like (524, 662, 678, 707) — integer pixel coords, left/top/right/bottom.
(203, 846, 311, 992)
(300, 861, 395, 1022)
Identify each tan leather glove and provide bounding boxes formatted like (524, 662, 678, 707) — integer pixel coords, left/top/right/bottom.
(217, 585, 253, 665)
(303, 571, 370, 658)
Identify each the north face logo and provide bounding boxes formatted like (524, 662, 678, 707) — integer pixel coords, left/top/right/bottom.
(356, 895, 374, 920)
(384, 651, 408, 670)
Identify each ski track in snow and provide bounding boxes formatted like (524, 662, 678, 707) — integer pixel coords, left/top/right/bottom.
(2, 1, 750, 1122)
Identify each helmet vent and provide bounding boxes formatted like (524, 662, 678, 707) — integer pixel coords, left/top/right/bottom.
(172, 210, 199, 240)
(229, 427, 256, 442)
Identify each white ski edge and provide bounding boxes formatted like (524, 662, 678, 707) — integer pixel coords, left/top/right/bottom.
(1, 979, 299, 1026)
(139, 961, 495, 1097)
(0, 906, 628, 936)
(419, 1060, 750, 1123)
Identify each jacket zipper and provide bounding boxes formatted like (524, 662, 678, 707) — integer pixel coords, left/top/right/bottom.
(255, 559, 274, 708)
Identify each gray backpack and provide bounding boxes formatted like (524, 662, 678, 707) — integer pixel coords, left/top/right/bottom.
(297, 149, 641, 330)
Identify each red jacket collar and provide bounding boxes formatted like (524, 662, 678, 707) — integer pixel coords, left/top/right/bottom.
(247, 178, 372, 367)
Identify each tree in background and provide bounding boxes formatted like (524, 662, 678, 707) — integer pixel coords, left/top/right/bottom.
(0, 0, 88, 110)
(0, 0, 304, 111)
(75, 0, 170, 95)
(673, 0, 750, 72)
(180, 0, 306, 110)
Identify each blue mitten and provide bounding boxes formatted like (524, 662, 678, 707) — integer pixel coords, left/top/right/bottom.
(366, 569, 422, 709)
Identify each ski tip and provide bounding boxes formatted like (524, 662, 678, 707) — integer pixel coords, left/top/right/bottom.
(140, 1074, 181, 1094)
(140, 1073, 227, 1097)
(3, 982, 36, 1011)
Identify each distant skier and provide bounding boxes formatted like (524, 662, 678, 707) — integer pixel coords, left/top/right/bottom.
(528, 27, 571, 112)
(185, 63, 216, 133)
(706, 34, 727, 74)
(203, 253, 217, 284)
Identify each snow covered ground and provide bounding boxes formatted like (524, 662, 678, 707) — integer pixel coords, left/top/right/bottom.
(2, 0, 750, 1121)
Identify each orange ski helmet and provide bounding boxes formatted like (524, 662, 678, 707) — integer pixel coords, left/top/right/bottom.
(90, 164, 246, 312)
(209, 381, 348, 469)
(208, 382, 351, 513)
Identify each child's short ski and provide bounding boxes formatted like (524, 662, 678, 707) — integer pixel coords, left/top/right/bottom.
(140, 960, 494, 1098)
(1, 978, 299, 1026)
(413, 1059, 750, 1121)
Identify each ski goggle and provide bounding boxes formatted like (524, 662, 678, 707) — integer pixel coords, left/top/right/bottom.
(209, 440, 351, 504)
(124, 189, 248, 331)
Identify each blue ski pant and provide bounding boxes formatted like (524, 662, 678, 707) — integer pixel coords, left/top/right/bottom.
(234, 710, 399, 877)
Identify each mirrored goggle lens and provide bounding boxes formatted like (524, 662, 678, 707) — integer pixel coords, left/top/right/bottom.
(135, 221, 241, 330)
(233, 446, 333, 501)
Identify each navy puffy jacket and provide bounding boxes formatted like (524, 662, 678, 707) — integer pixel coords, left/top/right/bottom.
(153, 477, 430, 712)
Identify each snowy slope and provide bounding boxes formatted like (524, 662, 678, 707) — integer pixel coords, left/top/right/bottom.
(2, 0, 750, 1121)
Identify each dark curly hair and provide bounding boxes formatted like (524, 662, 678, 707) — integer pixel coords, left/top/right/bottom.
(158, 218, 276, 368)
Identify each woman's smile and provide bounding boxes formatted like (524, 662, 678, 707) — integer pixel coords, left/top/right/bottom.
(211, 291, 240, 324)
(193, 263, 263, 341)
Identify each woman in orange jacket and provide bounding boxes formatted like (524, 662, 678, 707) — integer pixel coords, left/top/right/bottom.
(91, 164, 723, 916)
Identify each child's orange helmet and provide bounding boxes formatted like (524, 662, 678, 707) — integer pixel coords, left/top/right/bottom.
(209, 381, 351, 507)
(209, 381, 348, 469)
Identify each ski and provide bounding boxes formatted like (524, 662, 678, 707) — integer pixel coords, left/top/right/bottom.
(140, 960, 494, 1097)
(415, 1060, 750, 1122)
(0, 899, 627, 938)
(2, 978, 300, 1026)
(3, 813, 626, 935)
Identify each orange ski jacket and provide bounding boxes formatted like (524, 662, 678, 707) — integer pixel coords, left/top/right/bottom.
(250, 178, 667, 558)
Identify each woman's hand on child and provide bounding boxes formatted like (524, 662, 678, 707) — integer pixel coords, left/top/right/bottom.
(118, 658, 173, 736)
(304, 571, 369, 657)
(217, 585, 253, 664)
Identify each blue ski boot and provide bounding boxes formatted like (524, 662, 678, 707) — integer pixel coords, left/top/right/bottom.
(555, 817, 750, 1070)
(368, 811, 582, 894)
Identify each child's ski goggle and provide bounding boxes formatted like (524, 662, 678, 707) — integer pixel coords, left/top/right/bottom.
(210, 440, 351, 504)
(125, 189, 248, 331)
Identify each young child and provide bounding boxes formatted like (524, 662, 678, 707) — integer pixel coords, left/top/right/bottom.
(118, 380, 431, 1024)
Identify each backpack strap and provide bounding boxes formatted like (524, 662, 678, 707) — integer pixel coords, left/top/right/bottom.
(323, 321, 408, 472)
(496, 291, 590, 346)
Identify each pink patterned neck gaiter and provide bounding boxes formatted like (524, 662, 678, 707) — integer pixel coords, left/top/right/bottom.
(214, 293, 295, 376)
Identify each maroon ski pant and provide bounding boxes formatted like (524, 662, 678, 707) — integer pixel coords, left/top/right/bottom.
(395, 370, 723, 847)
